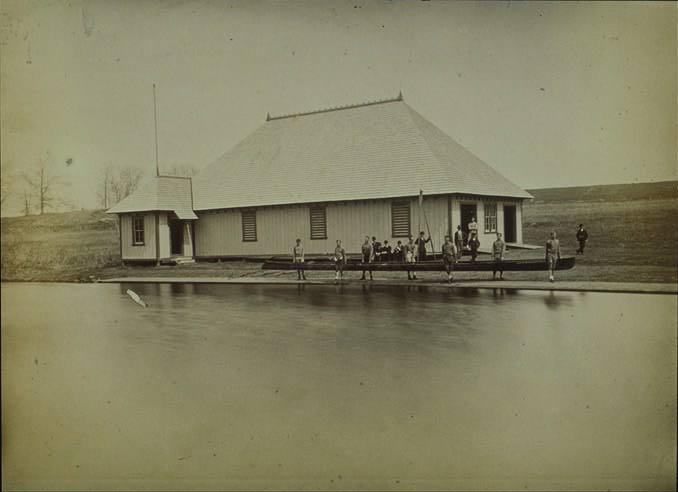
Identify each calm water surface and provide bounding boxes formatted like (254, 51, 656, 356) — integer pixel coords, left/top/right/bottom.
(2, 282, 676, 490)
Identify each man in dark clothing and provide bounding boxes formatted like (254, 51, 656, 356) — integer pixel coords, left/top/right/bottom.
(576, 224, 589, 255)
(393, 241, 403, 262)
(380, 240, 392, 261)
(371, 236, 382, 262)
(415, 231, 430, 262)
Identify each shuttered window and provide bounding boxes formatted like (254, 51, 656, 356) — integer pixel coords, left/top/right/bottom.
(484, 203, 497, 233)
(309, 206, 327, 240)
(132, 216, 145, 245)
(241, 210, 257, 242)
(391, 201, 411, 238)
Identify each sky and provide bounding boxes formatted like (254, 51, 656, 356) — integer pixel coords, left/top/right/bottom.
(1, 0, 676, 215)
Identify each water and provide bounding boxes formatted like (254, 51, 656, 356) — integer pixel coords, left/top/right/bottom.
(2, 283, 676, 491)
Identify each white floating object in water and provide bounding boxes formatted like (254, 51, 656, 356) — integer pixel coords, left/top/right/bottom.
(126, 289, 147, 308)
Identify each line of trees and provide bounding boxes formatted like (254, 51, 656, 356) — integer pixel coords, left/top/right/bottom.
(1, 157, 201, 216)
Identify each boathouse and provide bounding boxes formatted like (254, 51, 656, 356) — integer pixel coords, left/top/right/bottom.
(107, 94, 532, 263)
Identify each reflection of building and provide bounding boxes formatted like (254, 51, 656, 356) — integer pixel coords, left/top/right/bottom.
(107, 94, 532, 264)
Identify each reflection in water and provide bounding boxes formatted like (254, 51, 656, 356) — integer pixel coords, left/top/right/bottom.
(1, 283, 676, 490)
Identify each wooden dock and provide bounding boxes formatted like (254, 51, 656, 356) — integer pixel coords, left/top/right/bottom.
(99, 277, 678, 295)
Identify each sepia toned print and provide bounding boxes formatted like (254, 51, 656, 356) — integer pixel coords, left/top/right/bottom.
(1, 1, 676, 491)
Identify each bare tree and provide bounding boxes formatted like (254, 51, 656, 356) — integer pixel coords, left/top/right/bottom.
(23, 155, 63, 215)
(21, 189, 32, 216)
(97, 164, 112, 209)
(109, 166, 144, 205)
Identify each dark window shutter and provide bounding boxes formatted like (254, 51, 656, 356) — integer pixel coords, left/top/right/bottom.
(241, 210, 257, 242)
(309, 206, 327, 240)
(391, 201, 411, 238)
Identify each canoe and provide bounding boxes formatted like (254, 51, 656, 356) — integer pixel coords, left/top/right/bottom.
(126, 289, 148, 308)
(262, 256, 576, 272)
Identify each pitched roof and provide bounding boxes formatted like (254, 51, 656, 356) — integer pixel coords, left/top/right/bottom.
(106, 175, 197, 219)
(191, 97, 532, 211)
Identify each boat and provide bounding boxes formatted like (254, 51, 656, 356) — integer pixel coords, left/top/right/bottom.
(262, 256, 576, 272)
(126, 289, 148, 308)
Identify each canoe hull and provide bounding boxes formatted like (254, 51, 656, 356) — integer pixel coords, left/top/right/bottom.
(262, 256, 576, 272)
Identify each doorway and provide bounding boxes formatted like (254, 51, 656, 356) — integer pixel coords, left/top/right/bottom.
(460, 203, 478, 245)
(170, 220, 184, 256)
(460, 203, 477, 232)
(504, 205, 517, 243)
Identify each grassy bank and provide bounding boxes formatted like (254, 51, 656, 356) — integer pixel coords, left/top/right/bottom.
(2, 183, 677, 283)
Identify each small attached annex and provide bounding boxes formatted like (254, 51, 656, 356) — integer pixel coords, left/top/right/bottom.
(107, 94, 532, 264)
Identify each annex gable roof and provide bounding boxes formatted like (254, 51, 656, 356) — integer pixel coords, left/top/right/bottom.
(106, 175, 197, 219)
(191, 96, 532, 211)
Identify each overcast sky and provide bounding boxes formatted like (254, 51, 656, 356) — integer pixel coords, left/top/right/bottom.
(1, 0, 676, 215)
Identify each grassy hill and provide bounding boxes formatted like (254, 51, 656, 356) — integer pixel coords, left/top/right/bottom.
(1, 181, 677, 282)
(1, 210, 120, 281)
(527, 180, 677, 202)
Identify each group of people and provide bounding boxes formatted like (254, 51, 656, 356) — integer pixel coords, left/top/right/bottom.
(291, 223, 589, 283)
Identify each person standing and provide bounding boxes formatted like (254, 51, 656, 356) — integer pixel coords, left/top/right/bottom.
(360, 236, 374, 281)
(468, 217, 478, 237)
(441, 235, 457, 283)
(492, 233, 506, 280)
(545, 231, 561, 282)
(576, 224, 589, 255)
(393, 241, 403, 262)
(468, 230, 480, 262)
(404, 235, 417, 280)
(415, 231, 430, 262)
(381, 240, 392, 262)
(454, 225, 464, 259)
(333, 240, 346, 281)
(292, 238, 306, 280)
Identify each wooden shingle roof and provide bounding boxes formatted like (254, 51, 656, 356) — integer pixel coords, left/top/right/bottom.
(106, 175, 197, 218)
(191, 97, 532, 211)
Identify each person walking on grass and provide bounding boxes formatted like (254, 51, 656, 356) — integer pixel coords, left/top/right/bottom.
(468, 230, 480, 262)
(404, 235, 417, 280)
(576, 224, 589, 255)
(415, 231, 430, 262)
(333, 240, 346, 281)
(546, 231, 561, 282)
(441, 235, 457, 283)
(292, 238, 306, 280)
(360, 236, 374, 281)
(492, 233, 506, 280)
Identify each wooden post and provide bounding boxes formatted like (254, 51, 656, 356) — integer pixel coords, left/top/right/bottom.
(155, 212, 160, 266)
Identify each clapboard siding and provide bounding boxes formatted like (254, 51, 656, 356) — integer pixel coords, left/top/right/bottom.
(193, 196, 475, 257)
(120, 213, 157, 260)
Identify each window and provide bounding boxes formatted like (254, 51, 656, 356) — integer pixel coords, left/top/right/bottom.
(132, 216, 145, 245)
(391, 201, 411, 238)
(241, 210, 257, 242)
(484, 203, 497, 233)
(309, 205, 327, 240)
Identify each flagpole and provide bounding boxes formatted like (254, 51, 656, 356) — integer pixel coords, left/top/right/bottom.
(420, 189, 436, 260)
(153, 83, 159, 177)
(418, 189, 423, 236)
